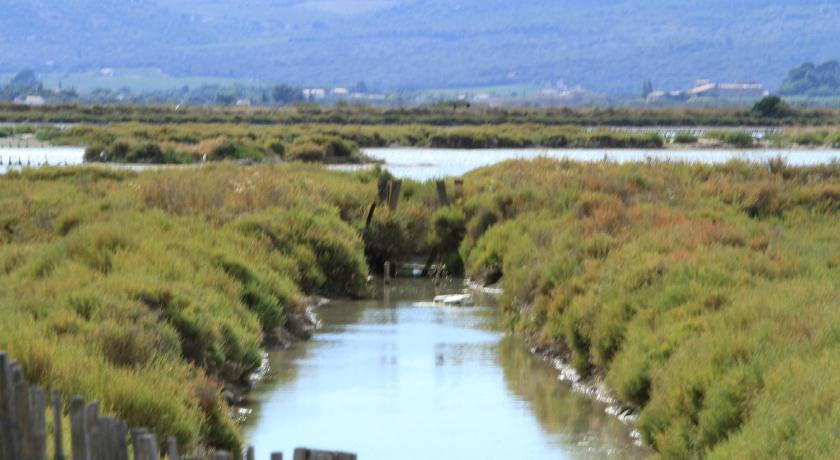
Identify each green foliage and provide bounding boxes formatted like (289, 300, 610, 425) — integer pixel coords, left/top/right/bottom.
(451, 158, 840, 459)
(791, 130, 828, 146)
(672, 132, 698, 144)
(428, 206, 467, 275)
(779, 61, 840, 97)
(0, 164, 371, 453)
(715, 131, 754, 148)
(751, 96, 794, 118)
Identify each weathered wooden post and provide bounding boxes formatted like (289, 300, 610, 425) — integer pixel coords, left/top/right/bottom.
(436, 180, 449, 206)
(377, 178, 390, 203)
(144, 433, 160, 460)
(112, 420, 129, 460)
(384, 261, 392, 284)
(84, 402, 100, 460)
(4, 361, 22, 460)
(0, 352, 15, 460)
(101, 417, 124, 460)
(130, 427, 148, 459)
(454, 179, 464, 201)
(387, 180, 402, 211)
(364, 201, 377, 232)
(270, 453, 283, 460)
(134, 432, 160, 460)
(69, 397, 88, 460)
(30, 386, 49, 460)
(13, 366, 34, 460)
(52, 390, 66, 460)
(166, 436, 180, 460)
(245, 446, 255, 460)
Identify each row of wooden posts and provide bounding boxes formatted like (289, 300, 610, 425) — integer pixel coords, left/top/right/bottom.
(366, 178, 464, 233)
(379, 178, 464, 212)
(0, 352, 356, 460)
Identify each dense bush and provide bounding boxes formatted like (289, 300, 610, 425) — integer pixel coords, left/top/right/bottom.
(0, 164, 372, 453)
(452, 158, 840, 459)
(672, 132, 699, 144)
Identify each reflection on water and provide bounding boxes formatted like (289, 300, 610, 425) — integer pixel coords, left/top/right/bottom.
(243, 279, 649, 459)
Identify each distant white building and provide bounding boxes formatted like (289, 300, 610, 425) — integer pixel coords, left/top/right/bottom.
(14, 95, 46, 106)
(303, 88, 326, 100)
(688, 80, 767, 99)
(235, 98, 252, 107)
(331, 87, 349, 96)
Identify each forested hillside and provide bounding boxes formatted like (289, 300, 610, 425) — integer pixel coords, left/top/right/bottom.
(2, 0, 840, 93)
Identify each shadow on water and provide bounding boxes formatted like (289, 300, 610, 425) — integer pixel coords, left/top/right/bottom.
(243, 279, 649, 459)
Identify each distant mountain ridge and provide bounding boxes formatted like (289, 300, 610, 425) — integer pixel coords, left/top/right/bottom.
(2, 0, 839, 93)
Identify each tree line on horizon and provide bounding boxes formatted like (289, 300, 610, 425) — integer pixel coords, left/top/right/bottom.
(4, 60, 840, 108)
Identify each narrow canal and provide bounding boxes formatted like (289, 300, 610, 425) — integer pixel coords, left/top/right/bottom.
(243, 279, 649, 459)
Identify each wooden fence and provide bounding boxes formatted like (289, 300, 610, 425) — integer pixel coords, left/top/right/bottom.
(0, 352, 356, 460)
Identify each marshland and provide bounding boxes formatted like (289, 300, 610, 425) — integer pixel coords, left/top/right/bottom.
(0, 143, 838, 458)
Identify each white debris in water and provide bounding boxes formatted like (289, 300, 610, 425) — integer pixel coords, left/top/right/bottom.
(465, 279, 503, 296)
(545, 354, 640, 428)
(433, 293, 474, 306)
(248, 351, 271, 386)
(606, 405, 639, 423)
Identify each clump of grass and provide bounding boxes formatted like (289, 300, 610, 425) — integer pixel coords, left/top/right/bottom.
(791, 130, 828, 146)
(672, 132, 698, 144)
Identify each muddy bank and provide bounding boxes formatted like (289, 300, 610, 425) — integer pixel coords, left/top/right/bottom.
(226, 296, 330, 410)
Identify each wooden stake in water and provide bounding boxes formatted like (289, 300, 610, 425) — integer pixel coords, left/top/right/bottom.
(384, 261, 392, 284)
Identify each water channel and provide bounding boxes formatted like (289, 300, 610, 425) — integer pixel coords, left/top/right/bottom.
(242, 279, 650, 460)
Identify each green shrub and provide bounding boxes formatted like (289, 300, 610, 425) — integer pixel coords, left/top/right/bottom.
(287, 142, 326, 162)
(126, 143, 165, 163)
(792, 130, 828, 146)
(672, 132, 699, 144)
(722, 131, 755, 148)
(428, 206, 467, 275)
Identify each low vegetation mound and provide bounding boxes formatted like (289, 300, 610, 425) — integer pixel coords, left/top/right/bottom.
(449, 159, 840, 459)
(0, 164, 372, 452)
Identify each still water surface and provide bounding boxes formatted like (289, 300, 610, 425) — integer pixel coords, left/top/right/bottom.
(360, 148, 840, 181)
(243, 280, 648, 460)
(3, 147, 840, 182)
(0, 147, 85, 174)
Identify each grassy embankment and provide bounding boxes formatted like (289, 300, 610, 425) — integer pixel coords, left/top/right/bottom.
(32, 123, 664, 165)
(0, 164, 382, 454)
(28, 122, 840, 168)
(3, 103, 840, 126)
(437, 159, 840, 459)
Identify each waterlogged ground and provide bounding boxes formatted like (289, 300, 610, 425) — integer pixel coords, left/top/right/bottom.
(242, 279, 649, 460)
